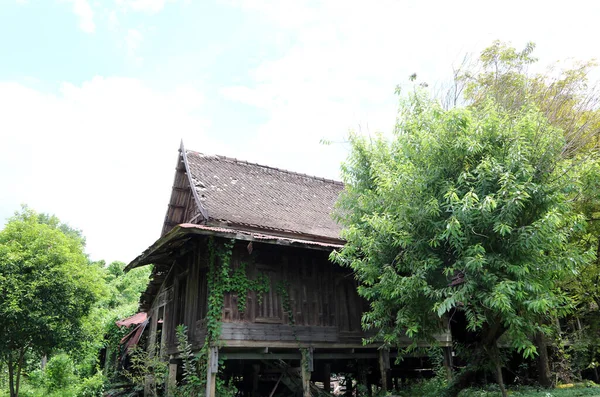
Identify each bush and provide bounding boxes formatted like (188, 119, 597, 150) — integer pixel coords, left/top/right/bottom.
(76, 371, 105, 397)
(45, 353, 76, 391)
(394, 377, 447, 397)
(27, 369, 45, 389)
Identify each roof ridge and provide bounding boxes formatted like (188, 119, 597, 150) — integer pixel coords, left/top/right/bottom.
(186, 150, 344, 186)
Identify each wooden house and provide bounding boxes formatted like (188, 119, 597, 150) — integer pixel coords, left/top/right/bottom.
(126, 144, 452, 396)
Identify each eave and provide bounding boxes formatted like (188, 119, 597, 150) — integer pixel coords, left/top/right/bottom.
(126, 223, 344, 272)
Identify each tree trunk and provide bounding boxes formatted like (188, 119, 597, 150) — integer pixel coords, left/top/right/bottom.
(444, 320, 506, 397)
(15, 348, 25, 397)
(535, 332, 552, 388)
(8, 354, 15, 397)
(443, 365, 479, 397)
(491, 342, 507, 397)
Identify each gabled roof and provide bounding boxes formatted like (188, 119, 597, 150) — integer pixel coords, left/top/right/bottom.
(129, 144, 346, 309)
(164, 143, 344, 241)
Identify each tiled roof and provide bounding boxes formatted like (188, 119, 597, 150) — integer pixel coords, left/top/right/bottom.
(115, 312, 147, 328)
(185, 151, 344, 240)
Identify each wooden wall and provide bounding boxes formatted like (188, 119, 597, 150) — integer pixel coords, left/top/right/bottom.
(157, 238, 372, 353)
(222, 242, 366, 332)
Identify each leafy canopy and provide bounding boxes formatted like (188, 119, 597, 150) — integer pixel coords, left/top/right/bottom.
(332, 90, 595, 357)
(0, 207, 102, 359)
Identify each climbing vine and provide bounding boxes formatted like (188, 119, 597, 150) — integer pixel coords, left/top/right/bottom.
(276, 280, 295, 325)
(179, 237, 271, 396)
(226, 262, 270, 313)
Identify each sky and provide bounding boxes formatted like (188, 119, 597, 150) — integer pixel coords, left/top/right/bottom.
(1, 0, 599, 264)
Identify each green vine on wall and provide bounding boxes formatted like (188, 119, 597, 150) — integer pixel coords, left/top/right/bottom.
(276, 280, 295, 326)
(226, 262, 270, 314)
(180, 237, 270, 396)
(182, 237, 235, 396)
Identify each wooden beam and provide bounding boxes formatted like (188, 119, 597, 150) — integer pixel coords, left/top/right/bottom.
(221, 351, 381, 360)
(268, 373, 283, 397)
(345, 374, 353, 397)
(205, 347, 218, 397)
(379, 348, 390, 392)
(358, 360, 368, 395)
(323, 363, 331, 393)
(180, 140, 209, 220)
(300, 349, 312, 397)
(224, 352, 300, 360)
(443, 346, 453, 381)
(167, 360, 177, 397)
(221, 340, 381, 349)
(252, 364, 260, 397)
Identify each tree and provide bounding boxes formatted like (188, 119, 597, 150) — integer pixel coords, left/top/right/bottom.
(452, 41, 600, 386)
(332, 90, 596, 397)
(453, 40, 600, 156)
(0, 207, 101, 397)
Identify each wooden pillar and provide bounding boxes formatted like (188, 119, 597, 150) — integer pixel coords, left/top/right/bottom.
(167, 358, 177, 397)
(345, 374, 353, 397)
(145, 312, 158, 397)
(301, 348, 313, 397)
(144, 374, 155, 397)
(442, 346, 453, 381)
(206, 346, 219, 397)
(378, 348, 390, 392)
(358, 360, 369, 396)
(323, 363, 331, 393)
(252, 364, 260, 397)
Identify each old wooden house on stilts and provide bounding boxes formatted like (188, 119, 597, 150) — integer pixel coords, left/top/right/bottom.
(126, 143, 452, 396)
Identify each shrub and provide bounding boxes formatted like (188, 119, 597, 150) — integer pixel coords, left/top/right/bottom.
(76, 371, 105, 397)
(45, 353, 76, 391)
(395, 377, 447, 397)
(26, 369, 45, 389)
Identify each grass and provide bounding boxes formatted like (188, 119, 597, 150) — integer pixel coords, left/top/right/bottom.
(392, 377, 600, 397)
(458, 384, 600, 397)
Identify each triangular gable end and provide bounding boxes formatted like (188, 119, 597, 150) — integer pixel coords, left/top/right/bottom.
(161, 141, 208, 236)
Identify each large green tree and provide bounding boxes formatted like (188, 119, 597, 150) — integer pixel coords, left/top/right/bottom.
(0, 208, 101, 397)
(450, 40, 600, 155)
(332, 90, 596, 396)
(448, 41, 600, 386)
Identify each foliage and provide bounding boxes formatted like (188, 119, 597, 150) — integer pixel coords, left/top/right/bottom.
(169, 238, 247, 397)
(276, 280, 295, 325)
(332, 87, 596, 396)
(124, 342, 168, 397)
(451, 40, 600, 156)
(45, 354, 76, 391)
(0, 207, 103, 397)
(394, 377, 448, 397)
(224, 261, 269, 313)
(175, 325, 202, 396)
(457, 384, 600, 397)
(442, 41, 600, 387)
(74, 372, 105, 397)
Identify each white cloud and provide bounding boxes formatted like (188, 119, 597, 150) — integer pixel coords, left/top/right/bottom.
(115, 0, 176, 13)
(221, 0, 600, 177)
(125, 28, 144, 64)
(65, 0, 96, 33)
(0, 77, 214, 264)
(108, 10, 118, 30)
